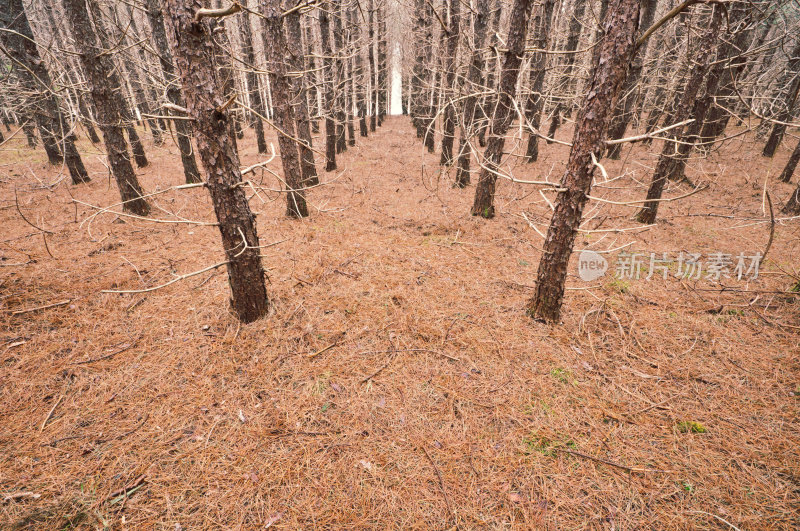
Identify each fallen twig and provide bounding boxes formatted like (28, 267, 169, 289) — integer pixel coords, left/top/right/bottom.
(4, 299, 70, 315)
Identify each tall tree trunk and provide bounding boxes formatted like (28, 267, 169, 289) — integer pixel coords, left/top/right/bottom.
(332, 0, 348, 153)
(368, 0, 377, 132)
(470, 0, 534, 218)
(763, 70, 800, 157)
(284, 0, 319, 185)
(528, 0, 640, 323)
(411, 0, 428, 137)
(697, 4, 754, 146)
(523, 0, 556, 163)
(476, 0, 502, 147)
(319, 2, 338, 171)
(262, 0, 309, 217)
(454, 0, 490, 187)
(161, 0, 269, 323)
(0, 0, 90, 184)
(145, 0, 202, 184)
(345, 7, 356, 146)
(604, 0, 658, 159)
(350, 4, 368, 138)
(377, 6, 388, 124)
(636, 5, 723, 225)
(62, 0, 150, 215)
(209, 1, 242, 150)
(85, 0, 149, 169)
(779, 136, 800, 184)
(439, 0, 461, 166)
(238, 2, 268, 154)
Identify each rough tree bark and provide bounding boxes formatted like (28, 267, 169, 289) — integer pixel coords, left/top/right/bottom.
(85, 0, 149, 169)
(161, 0, 269, 323)
(284, 0, 318, 184)
(262, 0, 309, 217)
(470, 0, 534, 218)
(331, 0, 347, 153)
(439, 0, 461, 166)
(63, 0, 150, 215)
(605, 0, 658, 159)
(453, 0, 490, 187)
(528, 0, 640, 323)
(0, 0, 90, 184)
(377, 5, 388, 125)
(523, 0, 555, 162)
(636, 5, 723, 225)
(318, 2, 338, 171)
(145, 0, 202, 184)
(368, 0, 377, 132)
(350, 4, 368, 138)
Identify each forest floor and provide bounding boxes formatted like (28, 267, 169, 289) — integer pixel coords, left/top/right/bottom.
(1, 117, 799, 529)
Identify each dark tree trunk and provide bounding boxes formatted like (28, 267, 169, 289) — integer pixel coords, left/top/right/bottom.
(476, 0, 502, 147)
(304, 25, 320, 134)
(528, 0, 640, 323)
(161, 0, 269, 323)
(439, 0, 461, 166)
(368, 0, 377, 132)
(349, 5, 368, 138)
(84, 0, 150, 169)
(763, 75, 800, 158)
(377, 7, 388, 124)
(332, 0, 348, 154)
(63, 0, 150, 215)
(562, 0, 588, 96)
(605, 0, 658, 159)
(145, 0, 202, 184)
(0, 0, 90, 184)
(238, 6, 268, 154)
(636, 5, 723, 225)
(523, 0, 556, 163)
(284, 0, 318, 185)
(345, 7, 356, 146)
(319, 2, 337, 171)
(262, 0, 309, 217)
(470, 0, 534, 218)
(697, 4, 754, 146)
(783, 176, 800, 214)
(421, 0, 435, 153)
(411, 0, 428, 137)
(779, 137, 800, 184)
(454, 0, 490, 187)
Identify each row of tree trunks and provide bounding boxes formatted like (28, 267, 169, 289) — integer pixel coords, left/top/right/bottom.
(62, 0, 150, 215)
(0, 0, 90, 185)
(636, 5, 724, 225)
(604, 0, 659, 160)
(439, 0, 461, 166)
(470, 0, 534, 218)
(453, 0, 490, 187)
(284, 0, 319, 185)
(238, 3, 268, 154)
(523, 0, 556, 163)
(262, 0, 309, 218)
